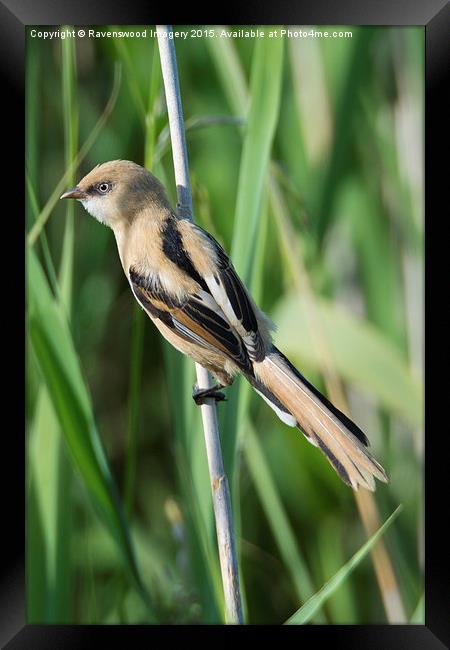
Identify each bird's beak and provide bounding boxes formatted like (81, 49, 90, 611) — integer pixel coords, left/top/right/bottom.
(60, 186, 86, 200)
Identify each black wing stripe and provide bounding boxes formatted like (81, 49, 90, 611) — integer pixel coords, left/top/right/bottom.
(131, 283, 174, 327)
(219, 263, 258, 333)
(129, 267, 182, 309)
(221, 270, 243, 321)
(201, 229, 265, 360)
(203, 231, 257, 330)
(183, 302, 247, 361)
(171, 318, 218, 352)
(180, 299, 251, 372)
(162, 216, 210, 292)
(130, 265, 253, 375)
(244, 334, 266, 362)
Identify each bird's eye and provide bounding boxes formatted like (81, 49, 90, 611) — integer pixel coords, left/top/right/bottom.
(97, 182, 110, 194)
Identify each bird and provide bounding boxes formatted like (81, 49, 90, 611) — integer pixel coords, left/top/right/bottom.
(61, 159, 388, 491)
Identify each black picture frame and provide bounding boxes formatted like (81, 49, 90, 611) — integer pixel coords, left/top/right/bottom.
(6, 0, 449, 646)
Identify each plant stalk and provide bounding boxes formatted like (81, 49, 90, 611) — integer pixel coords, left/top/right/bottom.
(269, 170, 406, 623)
(156, 24, 243, 625)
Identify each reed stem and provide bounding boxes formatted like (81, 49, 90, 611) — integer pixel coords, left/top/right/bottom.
(156, 24, 243, 625)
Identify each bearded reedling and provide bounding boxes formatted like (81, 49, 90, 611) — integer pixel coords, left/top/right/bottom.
(61, 160, 388, 491)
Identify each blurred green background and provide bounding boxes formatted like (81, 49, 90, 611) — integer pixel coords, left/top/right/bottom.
(25, 25, 424, 624)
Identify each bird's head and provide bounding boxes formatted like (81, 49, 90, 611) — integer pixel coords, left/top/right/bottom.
(60, 160, 171, 228)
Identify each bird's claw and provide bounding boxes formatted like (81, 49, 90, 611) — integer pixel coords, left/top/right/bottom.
(192, 383, 227, 406)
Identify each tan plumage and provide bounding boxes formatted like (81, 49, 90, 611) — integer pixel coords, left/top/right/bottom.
(61, 160, 388, 491)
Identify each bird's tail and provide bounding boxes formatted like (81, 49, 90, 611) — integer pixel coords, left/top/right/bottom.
(250, 346, 388, 491)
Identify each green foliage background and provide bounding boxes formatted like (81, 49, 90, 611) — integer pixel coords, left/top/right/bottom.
(26, 25, 424, 624)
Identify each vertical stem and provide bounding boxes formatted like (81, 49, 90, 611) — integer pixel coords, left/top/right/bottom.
(354, 490, 406, 622)
(269, 170, 406, 623)
(156, 25, 243, 624)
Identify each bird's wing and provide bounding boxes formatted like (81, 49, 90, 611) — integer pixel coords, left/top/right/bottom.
(180, 223, 268, 362)
(129, 266, 252, 373)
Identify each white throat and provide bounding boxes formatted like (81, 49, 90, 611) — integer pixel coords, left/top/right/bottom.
(79, 197, 108, 225)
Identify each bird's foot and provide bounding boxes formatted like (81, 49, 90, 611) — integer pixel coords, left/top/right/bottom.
(192, 383, 227, 406)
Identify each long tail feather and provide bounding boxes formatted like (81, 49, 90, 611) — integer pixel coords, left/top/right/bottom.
(252, 347, 388, 491)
